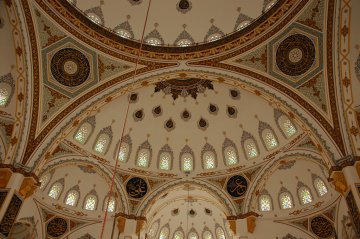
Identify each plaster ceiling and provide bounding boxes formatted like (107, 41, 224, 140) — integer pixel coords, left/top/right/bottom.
(69, 0, 278, 46)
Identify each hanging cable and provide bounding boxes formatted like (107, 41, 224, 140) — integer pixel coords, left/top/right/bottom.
(100, 0, 153, 238)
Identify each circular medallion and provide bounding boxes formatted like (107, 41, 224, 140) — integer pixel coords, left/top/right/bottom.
(47, 217, 68, 238)
(276, 34, 315, 76)
(51, 48, 90, 87)
(310, 216, 333, 238)
(126, 177, 148, 199)
(226, 175, 248, 198)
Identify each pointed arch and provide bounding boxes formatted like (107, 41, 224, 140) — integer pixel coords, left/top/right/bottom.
(179, 145, 195, 172)
(83, 189, 99, 211)
(274, 109, 297, 138)
(115, 134, 132, 163)
(159, 224, 170, 239)
(222, 138, 239, 166)
(188, 228, 199, 239)
(258, 189, 273, 212)
(172, 227, 184, 239)
(148, 219, 160, 239)
(158, 144, 173, 171)
(93, 126, 113, 155)
(174, 29, 195, 47)
(278, 186, 294, 209)
(215, 225, 226, 239)
(136, 140, 152, 168)
(114, 20, 134, 39)
(103, 194, 117, 212)
(241, 131, 259, 160)
(297, 182, 313, 205)
(145, 29, 164, 45)
(202, 227, 213, 239)
(84, 6, 104, 25)
(204, 25, 224, 42)
(312, 175, 328, 197)
(64, 185, 80, 206)
(258, 121, 279, 150)
(39, 173, 52, 190)
(201, 143, 217, 170)
(74, 116, 96, 144)
(48, 178, 64, 200)
(0, 73, 14, 107)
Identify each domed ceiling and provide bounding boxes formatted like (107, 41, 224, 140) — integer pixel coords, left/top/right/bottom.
(68, 0, 278, 46)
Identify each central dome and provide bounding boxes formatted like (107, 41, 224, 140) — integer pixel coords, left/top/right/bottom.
(68, 0, 278, 46)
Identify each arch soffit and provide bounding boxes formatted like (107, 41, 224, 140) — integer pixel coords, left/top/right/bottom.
(29, 70, 338, 171)
(135, 179, 238, 217)
(39, 155, 129, 214)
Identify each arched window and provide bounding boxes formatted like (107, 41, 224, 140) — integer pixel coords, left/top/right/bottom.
(39, 174, 50, 190)
(314, 178, 328, 197)
(262, 129, 278, 150)
(118, 143, 130, 162)
(0, 84, 11, 106)
(159, 226, 170, 239)
(116, 29, 131, 38)
(177, 39, 192, 47)
(103, 196, 116, 212)
(224, 146, 238, 166)
(65, 190, 79, 206)
(279, 192, 293, 209)
(244, 139, 258, 159)
(159, 152, 171, 171)
(236, 21, 250, 30)
(298, 187, 313, 205)
(202, 230, 213, 239)
(278, 115, 297, 138)
(137, 149, 150, 168)
(173, 230, 184, 239)
(188, 231, 199, 239)
(94, 133, 110, 154)
(74, 122, 93, 144)
(259, 194, 272, 212)
(87, 13, 102, 24)
(48, 183, 63, 200)
(84, 195, 97, 211)
(148, 221, 160, 239)
(146, 38, 162, 46)
(203, 151, 216, 170)
(181, 153, 193, 172)
(207, 33, 222, 42)
(215, 227, 225, 239)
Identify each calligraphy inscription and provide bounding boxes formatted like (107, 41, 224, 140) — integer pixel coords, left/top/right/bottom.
(0, 194, 22, 237)
(126, 177, 148, 199)
(226, 175, 248, 198)
(310, 216, 333, 238)
(47, 217, 68, 237)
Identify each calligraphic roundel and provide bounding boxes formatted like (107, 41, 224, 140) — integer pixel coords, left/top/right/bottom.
(226, 175, 248, 198)
(46, 217, 68, 238)
(126, 177, 148, 199)
(310, 216, 334, 238)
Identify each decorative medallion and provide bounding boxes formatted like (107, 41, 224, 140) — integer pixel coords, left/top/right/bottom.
(50, 48, 90, 87)
(208, 103, 218, 115)
(276, 34, 315, 76)
(227, 106, 237, 118)
(152, 105, 162, 117)
(176, 0, 192, 14)
(229, 89, 240, 99)
(126, 177, 148, 199)
(129, 93, 138, 103)
(226, 175, 248, 198)
(181, 109, 191, 121)
(310, 216, 333, 238)
(133, 109, 144, 121)
(164, 118, 175, 131)
(47, 217, 68, 238)
(154, 78, 214, 100)
(198, 118, 208, 130)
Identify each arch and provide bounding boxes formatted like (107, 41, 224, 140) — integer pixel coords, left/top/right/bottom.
(313, 176, 328, 197)
(93, 126, 113, 155)
(172, 227, 184, 239)
(158, 144, 173, 171)
(136, 140, 152, 168)
(73, 116, 96, 144)
(274, 109, 297, 138)
(297, 182, 313, 205)
(39, 173, 52, 190)
(202, 228, 213, 239)
(115, 134, 132, 163)
(179, 145, 195, 172)
(201, 143, 217, 170)
(278, 187, 294, 209)
(222, 138, 239, 166)
(259, 121, 279, 150)
(188, 229, 199, 239)
(215, 226, 226, 239)
(83, 189, 99, 211)
(0, 73, 14, 107)
(103, 195, 116, 212)
(148, 219, 160, 239)
(64, 185, 80, 206)
(258, 189, 273, 212)
(48, 178, 64, 200)
(158, 224, 170, 239)
(241, 131, 259, 160)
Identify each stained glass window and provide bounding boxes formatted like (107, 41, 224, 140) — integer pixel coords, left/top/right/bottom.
(0, 88, 9, 106)
(280, 192, 293, 209)
(159, 152, 171, 171)
(116, 29, 131, 38)
(263, 129, 278, 150)
(188, 232, 198, 239)
(215, 227, 225, 239)
(84, 195, 97, 211)
(39, 174, 50, 190)
(146, 38, 161, 46)
(148, 221, 159, 238)
(207, 33, 222, 42)
(259, 195, 272, 212)
(314, 178, 328, 197)
(173, 231, 184, 239)
(203, 151, 216, 169)
(182, 153, 193, 172)
(298, 187, 312, 205)
(137, 149, 150, 168)
(48, 183, 62, 199)
(94, 134, 109, 154)
(224, 146, 238, 166)
(279, 116, 297, 138)
(118, 144, 128, 162)
(104, 197, 116, 212)
(177, 39, 192, 47)
(203, 231, 213, 239)
(87, 13, 102, 24)
(237, 21, 250, 30)
(74, 123, 91, 144)
(244, 139, 258, 159)
(159, 227, 169, 239)
(65, 191, 79, 206)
